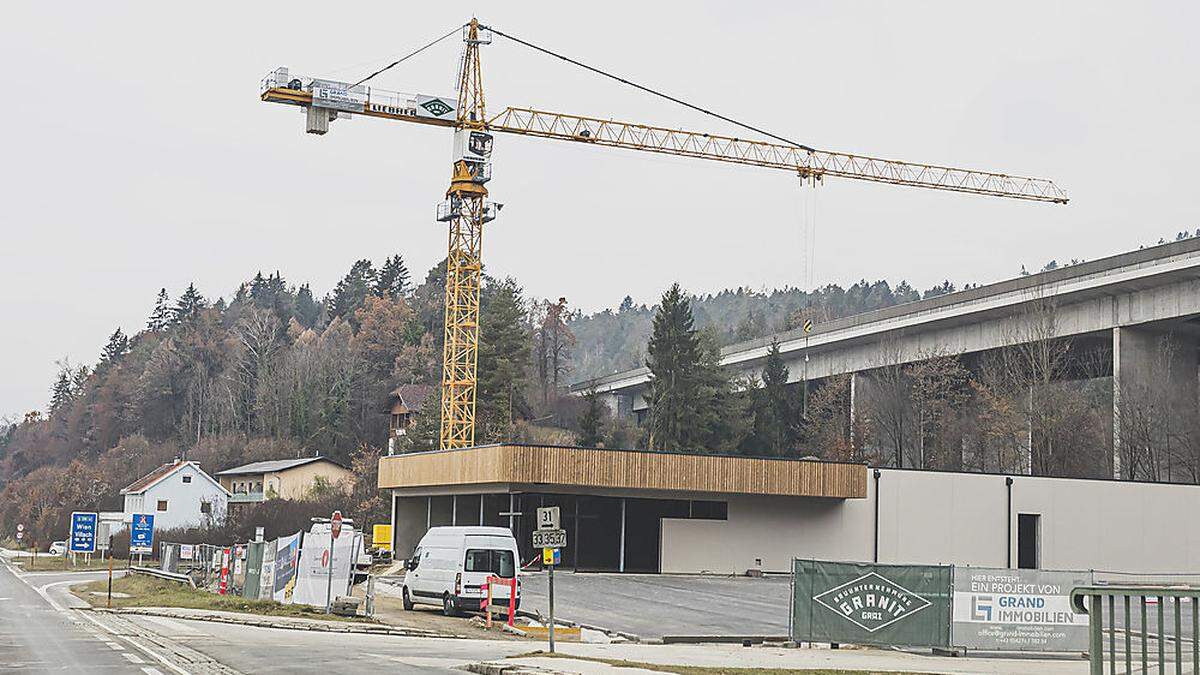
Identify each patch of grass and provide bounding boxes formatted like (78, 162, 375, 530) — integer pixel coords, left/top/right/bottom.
(71, 573, 372, 623)
(515, 651, 939, 675)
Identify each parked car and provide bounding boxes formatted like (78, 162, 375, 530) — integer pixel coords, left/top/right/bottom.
(48, 541, 67, 555)
(401, 526, 520, 616)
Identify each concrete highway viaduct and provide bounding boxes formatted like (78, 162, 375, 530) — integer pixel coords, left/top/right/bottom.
(573, 238, 1200, 479)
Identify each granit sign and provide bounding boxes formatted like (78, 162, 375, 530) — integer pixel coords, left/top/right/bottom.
(813, 572, 933, 632)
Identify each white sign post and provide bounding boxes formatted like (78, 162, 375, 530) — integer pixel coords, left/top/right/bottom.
(535, 506, 566, 653)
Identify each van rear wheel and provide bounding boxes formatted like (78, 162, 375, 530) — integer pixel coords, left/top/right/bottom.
(402, 587, 413, 611)
(442, 593, 457, 617)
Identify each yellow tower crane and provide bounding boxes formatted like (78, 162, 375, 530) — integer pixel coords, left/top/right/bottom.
(260, 18, 1067, 450)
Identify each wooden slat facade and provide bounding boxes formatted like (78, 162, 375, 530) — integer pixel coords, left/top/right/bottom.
(378, 444, 866, 499)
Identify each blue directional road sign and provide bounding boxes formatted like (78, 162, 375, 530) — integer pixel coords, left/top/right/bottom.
(130, 513, 155, 553)
(69, 511, 98, 553)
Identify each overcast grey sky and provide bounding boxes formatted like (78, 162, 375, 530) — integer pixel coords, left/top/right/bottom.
(1, 2, 1197, 417)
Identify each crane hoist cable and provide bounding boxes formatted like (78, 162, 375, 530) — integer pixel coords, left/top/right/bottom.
(351, 24, 464, 88)
(485, 25, 815, 153)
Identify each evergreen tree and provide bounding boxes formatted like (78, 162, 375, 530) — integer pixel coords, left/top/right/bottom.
(99, 328, 129, 368)
(752, 340, 796, 455)
(49, 368, 73, 414)
(331, 259, 377, 320)
(577, 389, 605, 447)
(248, 271, 269, 303)
(618, 295, 634, 313)
(645, 283, 706, 452)
(294, 283, 320, 328)
(173, 283, 207, 323)
(147, 288, 171, 331)
(476, 277, 530, 441)
(375, 254, 411, 298)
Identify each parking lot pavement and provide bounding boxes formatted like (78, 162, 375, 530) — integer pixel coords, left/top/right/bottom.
(517, 572, 791, 639)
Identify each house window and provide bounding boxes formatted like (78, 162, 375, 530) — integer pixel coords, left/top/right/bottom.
(200, 501, 211, 515)
(182, 475, 192, 483)
(157, 500, 168, 512)
(255, 481, 262, 492)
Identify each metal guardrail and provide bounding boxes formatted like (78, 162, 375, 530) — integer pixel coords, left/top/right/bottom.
(130, 565, 197, 589)
(1071, 586, 1199, 675)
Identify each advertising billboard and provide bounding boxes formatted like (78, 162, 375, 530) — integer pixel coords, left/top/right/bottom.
(952, 567, 1091, 651)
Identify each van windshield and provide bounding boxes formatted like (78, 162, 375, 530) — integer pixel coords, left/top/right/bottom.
(464, 549, 515, 578)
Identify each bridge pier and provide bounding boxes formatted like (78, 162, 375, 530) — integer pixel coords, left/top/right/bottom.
(1112, 325, 1199, 479)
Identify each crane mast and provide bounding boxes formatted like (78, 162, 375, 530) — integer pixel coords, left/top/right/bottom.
(440, 19, 494, 448)
(259, 17, 1067, 451)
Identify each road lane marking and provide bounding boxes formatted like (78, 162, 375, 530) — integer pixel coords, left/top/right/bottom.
(75, 611, 195, 675)
(123, 652, 146, 664)
(107, 641, 124, 650)
(143, 668, 166, 675)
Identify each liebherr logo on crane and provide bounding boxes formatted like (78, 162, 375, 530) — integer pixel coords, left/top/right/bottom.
(420, 98, 453, 117)
(814, 572, 932, 632)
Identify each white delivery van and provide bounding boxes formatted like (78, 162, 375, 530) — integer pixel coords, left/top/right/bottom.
(401, 526, 520, 616)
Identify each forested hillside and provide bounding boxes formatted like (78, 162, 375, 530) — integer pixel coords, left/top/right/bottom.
(3, 230, 1195, 542)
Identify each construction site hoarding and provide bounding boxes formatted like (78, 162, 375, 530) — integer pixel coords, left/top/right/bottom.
(792, 559, 952, 648)
(272, 532, 301, 603)
(951, 567, 1090, 651)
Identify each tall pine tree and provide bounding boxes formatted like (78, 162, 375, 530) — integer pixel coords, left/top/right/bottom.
(645, 283, 705, 452)
(49, 368, 74, 414)
(751, 339, 797, 455)
(147, 288, 171, 331)
(98, 328, 129, 369)
(173, 283, 207, 323)
(375, 254, 411, 298)
(476, 277, 530, 442)
(331, 259, 377, 320)
(294, 283, 320, 328)
(576, 389, 605, 447)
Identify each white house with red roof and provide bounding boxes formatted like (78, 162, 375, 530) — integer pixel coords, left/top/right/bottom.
(120, 460, 230, 531)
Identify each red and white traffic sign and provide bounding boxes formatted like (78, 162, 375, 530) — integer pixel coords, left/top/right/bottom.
(331, 510, 343, 540)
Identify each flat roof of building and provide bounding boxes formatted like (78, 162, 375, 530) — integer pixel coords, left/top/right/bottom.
(377, 444, 867, 499)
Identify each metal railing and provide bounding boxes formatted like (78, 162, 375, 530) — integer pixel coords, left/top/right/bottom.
(1072, 586, 1199, 675)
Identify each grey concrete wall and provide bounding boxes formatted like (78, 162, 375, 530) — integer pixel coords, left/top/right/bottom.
(660, 469, 1200, 574)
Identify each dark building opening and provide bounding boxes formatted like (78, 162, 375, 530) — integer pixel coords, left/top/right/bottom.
(1017, 513, 1040, 569)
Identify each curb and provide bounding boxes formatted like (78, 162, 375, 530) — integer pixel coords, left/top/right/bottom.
(661, 634, 790, 645)
(514, 608, 640, 643)
(92, 607, 466, 639)
(461, 662, 573, 675)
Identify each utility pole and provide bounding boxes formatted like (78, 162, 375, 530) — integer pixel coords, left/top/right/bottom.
(106, 534, 114, 609)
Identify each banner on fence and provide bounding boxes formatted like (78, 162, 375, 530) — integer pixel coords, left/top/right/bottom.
(951, 567, 1091, 651)
(272, 532, 301, 603)
(793, 559, 953, 648)
(291, 523, 357, 607)
(259, 538, 277, 601)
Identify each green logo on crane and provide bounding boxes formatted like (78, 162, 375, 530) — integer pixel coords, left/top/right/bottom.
(421, 98, 453, 117)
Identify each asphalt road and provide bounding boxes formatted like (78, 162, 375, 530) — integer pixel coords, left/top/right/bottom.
(0, 552, 525, 674)
(0, 562, 155, 673)
(518, 572, 792, 639)
(120, 615, 529, 674)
